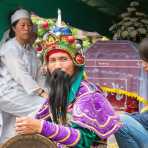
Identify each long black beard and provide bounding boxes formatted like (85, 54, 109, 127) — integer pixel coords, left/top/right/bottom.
(47, 69, 71, 124)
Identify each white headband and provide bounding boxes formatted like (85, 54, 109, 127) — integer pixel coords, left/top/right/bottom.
(11, 9, 30, 24)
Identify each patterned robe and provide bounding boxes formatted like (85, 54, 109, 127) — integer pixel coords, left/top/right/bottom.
(36, 80, 121, 147)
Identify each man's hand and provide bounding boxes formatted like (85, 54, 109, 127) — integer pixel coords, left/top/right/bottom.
(16, 117, 43, 134)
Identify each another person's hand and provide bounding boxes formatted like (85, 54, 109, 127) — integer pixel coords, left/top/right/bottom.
(16, 117, 43, 134)
(40, 91, 49, 99)
(40, 65, 48, 75)
(36, 88, 49, 98)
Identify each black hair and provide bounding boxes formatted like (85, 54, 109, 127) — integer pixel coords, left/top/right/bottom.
(139, 38, 148, 62)
(9, 21, 19, 39)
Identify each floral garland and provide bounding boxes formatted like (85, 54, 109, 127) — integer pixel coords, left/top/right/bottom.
(101, 86, 148, 105)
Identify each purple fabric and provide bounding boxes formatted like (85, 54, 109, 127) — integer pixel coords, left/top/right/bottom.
(41, 121, 80, 145)
(36, 99, 50, 119)
(72, 80, 121, 139)
(37, 80, 121, 144)
(41, 121, 57, 137)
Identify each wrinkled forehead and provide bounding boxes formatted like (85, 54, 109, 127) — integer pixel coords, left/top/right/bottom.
(16, 18, 32, 24)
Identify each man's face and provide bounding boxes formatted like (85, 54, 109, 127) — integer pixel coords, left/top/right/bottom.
(142, 60, 148, 72)
(47, 52, 75, 76)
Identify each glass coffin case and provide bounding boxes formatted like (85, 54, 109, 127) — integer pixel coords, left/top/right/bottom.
(85, 40, 141, 112)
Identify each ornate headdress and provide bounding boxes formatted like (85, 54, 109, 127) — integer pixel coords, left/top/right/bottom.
(34, 9, 85, 66)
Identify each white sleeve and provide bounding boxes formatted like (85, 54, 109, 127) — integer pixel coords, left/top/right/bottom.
(3, 48, 40, 94)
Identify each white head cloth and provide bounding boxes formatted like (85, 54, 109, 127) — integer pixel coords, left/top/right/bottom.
(11, 9, 30, 24)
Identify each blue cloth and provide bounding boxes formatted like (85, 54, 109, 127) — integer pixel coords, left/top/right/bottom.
(115, 113, 148, 148)
(131, 112, 148, 130)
